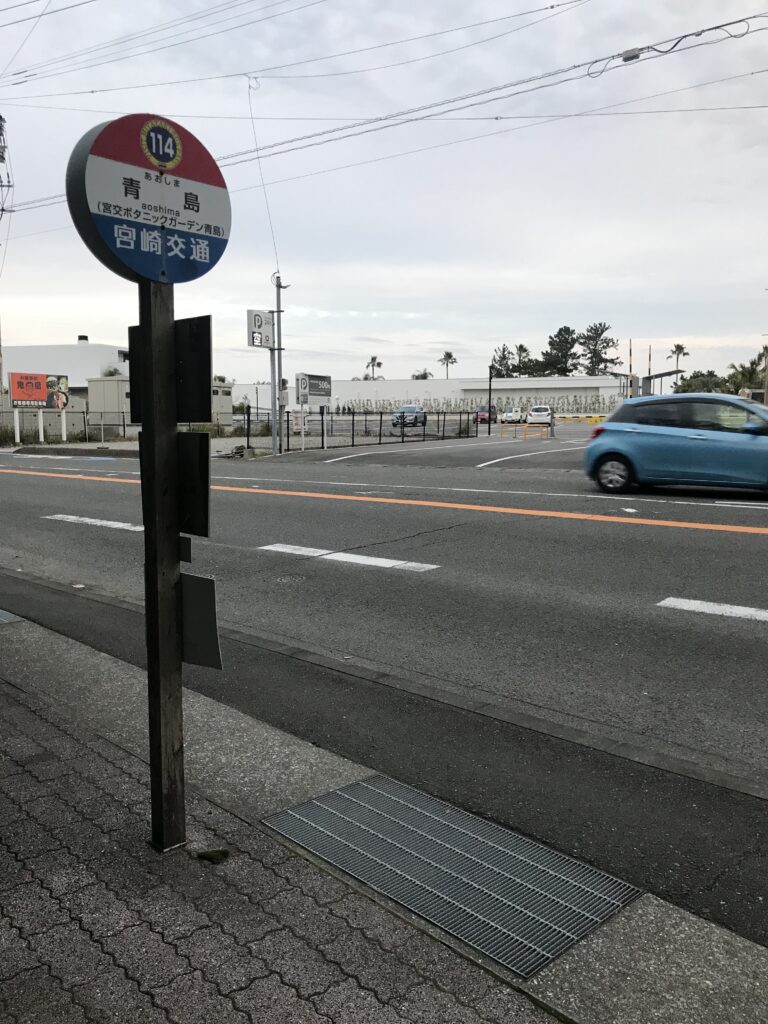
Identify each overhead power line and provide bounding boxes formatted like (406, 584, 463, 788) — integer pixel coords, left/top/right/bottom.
(232, 68, 768, 191)
(2, 56, 767, 121)
(0, 0, 52, 77)
(7, 25, 767, 213)
(215, 13, 768, 168)
(6, 0, 287, 77)
(0, 0, 330, 86)
(256, 0, 593, 80)
(0, 0, 94, 30)
(0, 0, 585, 90)
(0, 0, 57, 12)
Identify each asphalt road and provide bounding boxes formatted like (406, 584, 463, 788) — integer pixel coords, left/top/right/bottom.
(0, 429, 766, 945)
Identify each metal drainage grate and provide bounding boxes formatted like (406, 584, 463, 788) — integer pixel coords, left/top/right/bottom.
(264, 775, 641, 978)
(0, 608, 20, 625)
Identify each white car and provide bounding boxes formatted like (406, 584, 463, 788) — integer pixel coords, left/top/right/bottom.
(500, 408, 523, 423)
(526, 405, 552, 425)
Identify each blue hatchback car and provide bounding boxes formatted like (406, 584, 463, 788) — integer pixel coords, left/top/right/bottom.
(585, 394, 768, 493)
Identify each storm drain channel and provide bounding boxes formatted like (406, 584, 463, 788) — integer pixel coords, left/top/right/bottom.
(265, 775, 641, 978)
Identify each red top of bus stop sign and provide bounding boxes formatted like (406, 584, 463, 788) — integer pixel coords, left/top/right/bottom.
(89, 114, 227, 186)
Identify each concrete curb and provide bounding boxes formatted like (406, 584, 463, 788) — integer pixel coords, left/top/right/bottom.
(13, 444, 139, 458)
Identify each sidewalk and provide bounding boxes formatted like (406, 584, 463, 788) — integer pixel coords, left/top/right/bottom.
(0, 621, 551, 1024)
(0, 615, 766, 1024)
(9, 435, 263, 458)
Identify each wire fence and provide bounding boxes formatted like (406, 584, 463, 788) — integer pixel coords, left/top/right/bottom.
(0, 410, 236, 445)
(0, 408, 540, 451)
(244, 409, 480, 451)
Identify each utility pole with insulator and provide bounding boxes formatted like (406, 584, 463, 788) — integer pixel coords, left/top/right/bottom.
(0, 115, 12, 406)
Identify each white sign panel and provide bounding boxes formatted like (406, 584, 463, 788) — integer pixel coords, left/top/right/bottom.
(247, 309, 274, 348)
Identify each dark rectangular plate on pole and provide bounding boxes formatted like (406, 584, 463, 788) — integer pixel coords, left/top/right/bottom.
(129, 315, 212, 425)
(181, 572, 222, 669)
(128, 323, 144, 425)
(175, 315, 212, 423)
(179, 535, 192, 563)
(177, 432, 210, 538)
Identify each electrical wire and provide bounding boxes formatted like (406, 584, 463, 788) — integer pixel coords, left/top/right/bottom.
(6, 90, 767, 222)
(243, 0, 593, 80)
(0, 0, 51, 77)
(0, 0, 58, 13)
(0, 0, 94, 31)
(7, 0, 289, 77)
(5, 0, 581, 83)
(0, 1, 589, 93)
(3, 59, 768, 122)
(216, 22, 768, 168)
(8, 40, 768, 213)
(224, 65, 768, 190)
(247, 77, 280, 274)
(0, 135, 16, 282)
(0, 0, 330, 86)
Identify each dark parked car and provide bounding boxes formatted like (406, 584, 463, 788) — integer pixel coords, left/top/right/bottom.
(472, 405, 497, 424)
(392, 404, 427, 428)
(586, 394, 768, 493)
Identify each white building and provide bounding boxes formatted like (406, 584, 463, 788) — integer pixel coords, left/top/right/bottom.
(241, 375, 623, 417)
(86, 375, 234, 428)
(1, 336, 129, 389)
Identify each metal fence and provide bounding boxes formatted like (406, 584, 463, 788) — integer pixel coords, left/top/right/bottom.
(0, 407, 482, 450)
(0, 409, 236, 445)
(246, 410, 480, 451)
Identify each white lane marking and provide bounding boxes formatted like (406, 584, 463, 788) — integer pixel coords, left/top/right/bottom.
(658, 597, 768, 622)
(259, 543, 438, 573)
(476, 445, 589, 469)
(261, 543, 329, 556)
(323, 438, 523, 463)
(622, 508, 638, 513)
(12, 454, 74, 460)
(43, 514, 143, 532)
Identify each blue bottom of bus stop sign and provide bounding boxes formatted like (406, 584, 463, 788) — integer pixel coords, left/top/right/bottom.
(93, 214, 228, 284)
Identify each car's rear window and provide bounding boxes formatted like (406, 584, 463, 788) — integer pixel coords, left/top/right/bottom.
(531, 406, 549, 413)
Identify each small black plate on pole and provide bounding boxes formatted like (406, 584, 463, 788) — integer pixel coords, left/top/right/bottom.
(129, 315, 212, 425)
(177, 432, 210, 538)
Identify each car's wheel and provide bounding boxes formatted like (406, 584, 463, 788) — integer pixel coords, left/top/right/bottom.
(595, 455, 633, 494)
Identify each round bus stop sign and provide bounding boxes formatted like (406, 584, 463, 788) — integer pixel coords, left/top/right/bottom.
(66, 113, 231, 285)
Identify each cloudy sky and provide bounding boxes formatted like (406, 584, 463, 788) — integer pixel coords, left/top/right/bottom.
(0, 0, 766, 395)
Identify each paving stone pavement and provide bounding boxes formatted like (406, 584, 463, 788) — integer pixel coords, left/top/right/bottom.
(0, 679, 552, 1024)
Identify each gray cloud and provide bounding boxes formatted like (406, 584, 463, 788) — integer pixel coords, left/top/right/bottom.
(0, 0, 764, 383)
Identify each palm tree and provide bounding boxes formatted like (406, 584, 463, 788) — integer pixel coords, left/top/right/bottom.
(727, 354, 765, 393)
(438, 351, 458, 378)
(365, 355, 382, 379)
(411, 369, 433, 380)
(513, 344, 531, 376)
(667, 343, 689, 385)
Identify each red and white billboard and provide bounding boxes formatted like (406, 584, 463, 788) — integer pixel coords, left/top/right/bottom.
(9, 373, 69, 409)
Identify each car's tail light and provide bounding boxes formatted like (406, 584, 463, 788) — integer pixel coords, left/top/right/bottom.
(590, 426, 605, 440)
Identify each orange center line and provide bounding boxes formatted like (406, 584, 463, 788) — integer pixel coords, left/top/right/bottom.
(2, 467, 767, 536)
